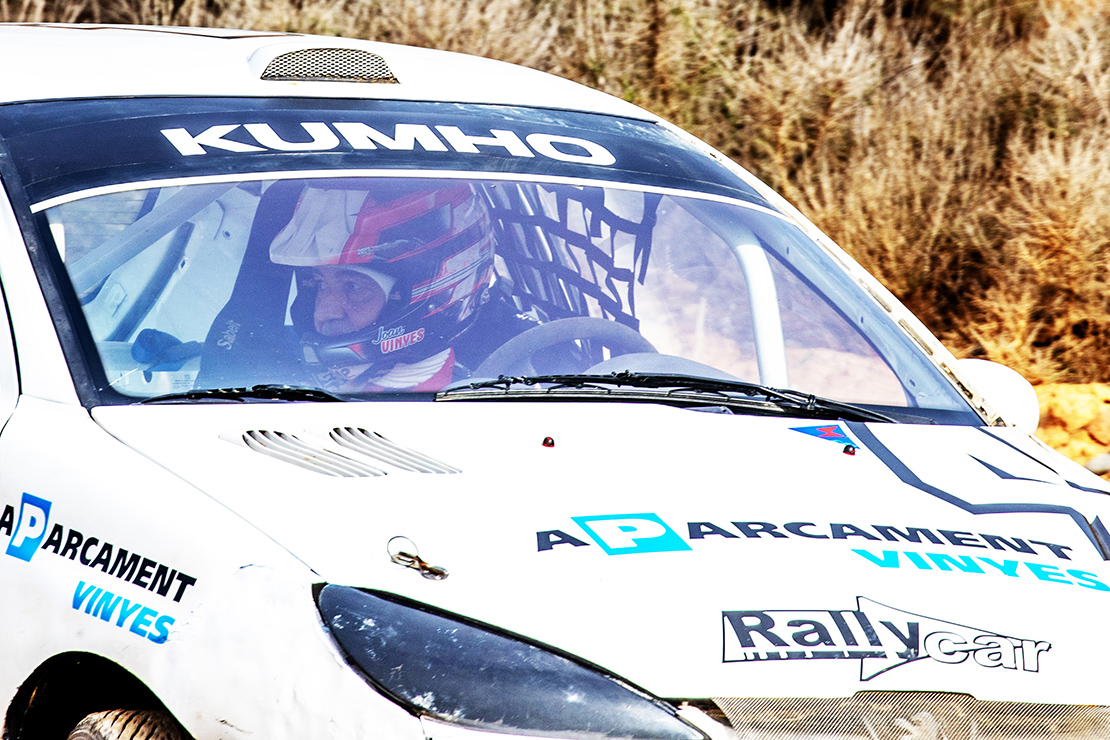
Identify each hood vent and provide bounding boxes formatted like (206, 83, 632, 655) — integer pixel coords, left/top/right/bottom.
(239, 430, 386, 477)
(260, 48, 399, 83)
(229, 427, 459, 477)
(329, 427, 461, 474)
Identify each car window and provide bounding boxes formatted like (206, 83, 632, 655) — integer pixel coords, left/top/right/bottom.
(0, 97, 974, 418)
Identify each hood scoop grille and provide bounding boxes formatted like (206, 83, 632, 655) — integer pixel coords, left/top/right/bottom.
(240, 430, 386, 477)
(260, 48, 399, 83)
(330, 427, 461, 474)
(229, 427, 459, 477)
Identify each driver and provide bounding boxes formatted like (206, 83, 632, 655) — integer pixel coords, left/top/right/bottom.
(269, 180, 495, 393)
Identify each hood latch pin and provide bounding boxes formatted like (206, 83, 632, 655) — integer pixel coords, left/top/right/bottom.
(388, 536, 449, 580)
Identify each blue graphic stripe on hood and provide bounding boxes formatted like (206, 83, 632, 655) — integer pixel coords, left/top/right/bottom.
(980, 427, 1110, 495)
(845, 421, 1110, 560)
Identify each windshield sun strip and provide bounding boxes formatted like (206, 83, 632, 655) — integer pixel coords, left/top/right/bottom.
(29, 168, 792, 221)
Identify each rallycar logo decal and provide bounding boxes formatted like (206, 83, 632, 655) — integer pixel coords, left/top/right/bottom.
(723, 596, 1051, 680)
(160, 122, 618, 166)
(2, 494, 198, 603)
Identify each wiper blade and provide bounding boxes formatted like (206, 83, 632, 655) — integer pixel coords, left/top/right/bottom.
(449, 372, 776, 395)
(138, 384, 346, 404)
(439, 372, 895, 423)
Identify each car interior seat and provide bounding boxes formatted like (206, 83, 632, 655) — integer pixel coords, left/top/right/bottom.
(195, 181, 306, 389)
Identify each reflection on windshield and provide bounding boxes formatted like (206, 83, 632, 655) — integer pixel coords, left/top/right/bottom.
(45, 175, 968, 411)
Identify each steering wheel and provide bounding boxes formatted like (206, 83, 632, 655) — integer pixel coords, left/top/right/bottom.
(473, 317, 657, 377)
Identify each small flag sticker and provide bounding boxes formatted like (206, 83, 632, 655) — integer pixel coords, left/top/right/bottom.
(791, 424, 850, 442)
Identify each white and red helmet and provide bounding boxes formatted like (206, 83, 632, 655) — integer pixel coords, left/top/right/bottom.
(270, 179, 495, 384)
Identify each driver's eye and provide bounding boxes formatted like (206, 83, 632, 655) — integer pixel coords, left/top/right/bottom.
(341, 279, 375, 300)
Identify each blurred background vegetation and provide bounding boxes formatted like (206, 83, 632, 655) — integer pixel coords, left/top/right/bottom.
(4, 0, 1109, 387)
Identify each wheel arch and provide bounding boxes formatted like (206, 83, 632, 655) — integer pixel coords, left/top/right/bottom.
(4, 652, 178, 740)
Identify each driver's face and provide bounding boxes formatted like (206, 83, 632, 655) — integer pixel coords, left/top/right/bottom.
(309, 266, 388, 336)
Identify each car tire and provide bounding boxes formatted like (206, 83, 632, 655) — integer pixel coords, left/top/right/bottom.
(66, 710, 188, 740)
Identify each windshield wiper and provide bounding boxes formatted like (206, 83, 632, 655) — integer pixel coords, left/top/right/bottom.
(137, 384, 346, 404)
(438, 372, 896, 423)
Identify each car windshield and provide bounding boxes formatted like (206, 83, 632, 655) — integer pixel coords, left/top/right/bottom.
(0, 97, 973, 419)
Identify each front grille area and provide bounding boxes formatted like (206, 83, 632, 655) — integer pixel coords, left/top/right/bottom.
(261, 48, 399, 83)
(686, 694, 1110, 740)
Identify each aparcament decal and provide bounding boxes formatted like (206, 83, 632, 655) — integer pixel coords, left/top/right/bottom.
(2, 493, 196, 646)
(2, 493, 198, 602)
(723, 596, 1050, 681)
(538, 512, 1077, 561)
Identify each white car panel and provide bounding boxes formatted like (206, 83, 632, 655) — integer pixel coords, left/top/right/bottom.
(0, 25, 653, 119)
(88, 400, 1110, 704)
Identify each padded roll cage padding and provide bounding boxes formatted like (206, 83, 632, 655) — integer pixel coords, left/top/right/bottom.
(195, 182, 305, 389)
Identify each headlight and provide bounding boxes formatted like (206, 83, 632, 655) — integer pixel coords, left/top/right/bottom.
(316, 584, 705, 740)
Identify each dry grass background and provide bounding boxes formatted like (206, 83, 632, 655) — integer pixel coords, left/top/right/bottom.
(4, 0, 1110, 389)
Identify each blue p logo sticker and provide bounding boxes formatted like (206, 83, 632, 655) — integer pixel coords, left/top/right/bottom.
(6, 493, 51, 562)
(572, 513, 691, 555)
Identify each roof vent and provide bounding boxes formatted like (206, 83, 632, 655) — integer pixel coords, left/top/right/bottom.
(261, 48, 399, 84)
(330, 427, 461, 474)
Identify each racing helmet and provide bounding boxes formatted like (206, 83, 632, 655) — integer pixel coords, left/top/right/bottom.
(270, 180, 495, 385)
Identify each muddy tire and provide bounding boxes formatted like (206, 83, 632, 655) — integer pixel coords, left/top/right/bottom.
(67, 710, 188, 740)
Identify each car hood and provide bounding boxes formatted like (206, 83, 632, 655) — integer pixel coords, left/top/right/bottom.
(93, 400, 1110, 704)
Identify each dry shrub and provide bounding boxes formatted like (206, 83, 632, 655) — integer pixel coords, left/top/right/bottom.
(970, 130, 1110, 379)
(968, 12, 1110, 381)
(722, 3, 1025, 345)
(645, 0, 1110, 383)
(10, 0, 1110, 384)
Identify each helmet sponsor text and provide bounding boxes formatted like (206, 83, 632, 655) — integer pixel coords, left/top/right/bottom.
(375, 326, 425, 354)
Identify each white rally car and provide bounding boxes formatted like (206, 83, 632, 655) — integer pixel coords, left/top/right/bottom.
(1, 21, 1109, 740)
